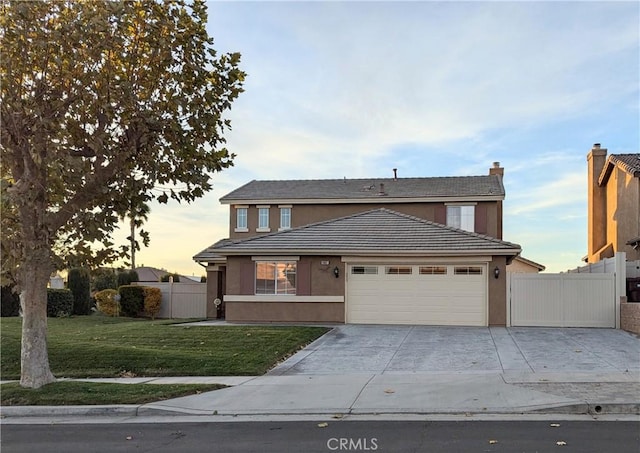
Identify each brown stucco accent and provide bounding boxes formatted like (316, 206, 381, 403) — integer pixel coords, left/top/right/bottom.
(229, 201, 502, 240)
(226, 301, 345, 323)
(488, 256, 508, 326)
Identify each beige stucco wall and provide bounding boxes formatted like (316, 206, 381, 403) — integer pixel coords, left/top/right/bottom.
(588, 151, 640, 263)
(228, 201, 502, 240)
(507, 259, 541, 273)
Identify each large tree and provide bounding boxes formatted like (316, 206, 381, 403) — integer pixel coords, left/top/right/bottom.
(0, 0, 244, 388)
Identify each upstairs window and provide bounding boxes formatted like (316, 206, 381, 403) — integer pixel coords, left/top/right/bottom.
(447, 205, 475, 232)
(257, 206, 270, 231)
(255, 262, 296, 295)
(279, 207, 291, 230)
(236, 207, 248, 231)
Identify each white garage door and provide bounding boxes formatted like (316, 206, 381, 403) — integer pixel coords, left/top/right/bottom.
(346, 264, 487, 326)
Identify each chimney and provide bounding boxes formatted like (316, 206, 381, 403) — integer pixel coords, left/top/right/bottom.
(393, 168, 398, 180)
(587, 143, 608, 262)
(489, 161, 504, 177)
(378, 183, 387, 196)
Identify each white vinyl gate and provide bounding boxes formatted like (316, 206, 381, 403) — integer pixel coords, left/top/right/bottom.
(509, 273, 615, 327)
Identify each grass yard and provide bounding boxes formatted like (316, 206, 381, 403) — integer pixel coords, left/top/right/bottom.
(0, 316, 329, 380)
(1, 381, 225, 406)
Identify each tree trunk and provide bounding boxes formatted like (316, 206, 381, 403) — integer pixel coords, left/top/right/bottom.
(19, 248, 56, 389)
(130, 217, 136, 270)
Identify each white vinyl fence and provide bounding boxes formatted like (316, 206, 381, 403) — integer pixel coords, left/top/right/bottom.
(136, 281, 207, 319)
(509, 252, 626, 328)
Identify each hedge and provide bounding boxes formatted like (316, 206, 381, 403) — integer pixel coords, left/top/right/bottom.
(1, 285, 21, 317)
(95, 289, 120, 316)
(143, 287, 162, 320)
(47, 289, 73, 317)
(117, 270, 139, 287)
(68, 267, 91, 315)
(118, 285, 145, 317)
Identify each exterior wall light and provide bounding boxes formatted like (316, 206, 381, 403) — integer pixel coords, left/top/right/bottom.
(494, 267, 500, 279)
(333, 266, 340, 278)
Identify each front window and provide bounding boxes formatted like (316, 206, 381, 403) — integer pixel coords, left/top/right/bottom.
(258, 207, 270, 230)
(236, 207, 247, 230)
(255, 262, 296, 295)
(447, 205, 475, 232)
(280, 207, 291, 230)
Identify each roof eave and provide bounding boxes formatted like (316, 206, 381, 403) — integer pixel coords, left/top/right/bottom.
(209, 248, 521, 257)
(220, 195, 505, 205)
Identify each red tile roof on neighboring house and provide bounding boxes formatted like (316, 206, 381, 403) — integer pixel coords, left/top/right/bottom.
(598, 153, 640, 185)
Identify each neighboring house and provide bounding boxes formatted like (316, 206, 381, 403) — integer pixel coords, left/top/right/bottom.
(135, 266, 202, 284)
(507, 256, 545, 273)
(194, 164, 522, 326)
(587, 144, 640, 263)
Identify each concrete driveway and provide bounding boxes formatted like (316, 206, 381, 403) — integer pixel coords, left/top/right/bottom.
(269, 325, 640, 375)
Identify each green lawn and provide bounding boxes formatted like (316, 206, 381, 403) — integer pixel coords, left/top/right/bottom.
(0, 316, 329, 380)
(1, 381, 225, 406)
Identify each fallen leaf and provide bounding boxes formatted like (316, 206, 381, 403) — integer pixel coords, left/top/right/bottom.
(317, 422, 329, 428)
(246, 333, 251, 336)
(557, 441, 567, 446)
(489, 440, 498, 444)
(332, 414, 344, 419)
(126, 436, 132, 440)
(574, 350, 582, 353)
(550, 423, 561, 427)
(384, 389, 395, 394)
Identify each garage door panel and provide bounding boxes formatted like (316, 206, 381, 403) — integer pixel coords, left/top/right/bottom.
(347, 264, 486, 326)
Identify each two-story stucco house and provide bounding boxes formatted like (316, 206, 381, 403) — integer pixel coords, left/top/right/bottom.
(194, 164, 521, 326)
(587, 144, 640, 263)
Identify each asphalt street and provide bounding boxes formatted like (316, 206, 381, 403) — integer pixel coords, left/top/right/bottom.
(2, 420, 639, 453)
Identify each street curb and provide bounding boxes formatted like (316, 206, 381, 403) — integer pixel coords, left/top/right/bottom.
(0, 405, 141, 418)
(3, 402, 638, 418)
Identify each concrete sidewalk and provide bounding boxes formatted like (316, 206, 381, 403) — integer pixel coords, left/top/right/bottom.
(2, 370, 639, 418)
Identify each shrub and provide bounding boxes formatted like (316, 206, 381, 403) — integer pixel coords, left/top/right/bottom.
(160, 273, 180, 282)
(118, 285, 145, 317)
(92, 268, 117, 292)
(143, 287, 162, 320)
(95, 289, 120, 316)
(1, 285, 21, 317)
(47, 289, 73, 317)
(200, 276, 207, 283)
(68, 267, 91, 315)
(117, 270, 139, 287)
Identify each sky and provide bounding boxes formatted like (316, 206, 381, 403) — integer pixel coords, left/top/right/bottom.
(115, 0, 640, 278)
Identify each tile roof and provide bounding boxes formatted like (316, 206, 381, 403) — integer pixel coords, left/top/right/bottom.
(599, 153, 640, 185)
(199, 208, 520, 258)
(219, 175, 504, 203)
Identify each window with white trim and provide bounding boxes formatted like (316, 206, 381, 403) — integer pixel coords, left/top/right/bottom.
(236, 207, 247, 231)
(258, 207, 270, 231)
(280, 207, 291, 230)
(255, 261, 296, 295)
(447, 205, 475, 232)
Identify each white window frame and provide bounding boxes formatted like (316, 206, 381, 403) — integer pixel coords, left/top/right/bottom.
(235, 206, 248, 232)
(279, 206, 291, 231)
(255, 261, 297, 295)
(257, 205, 270, 232)
(446, 205, 475, 232)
